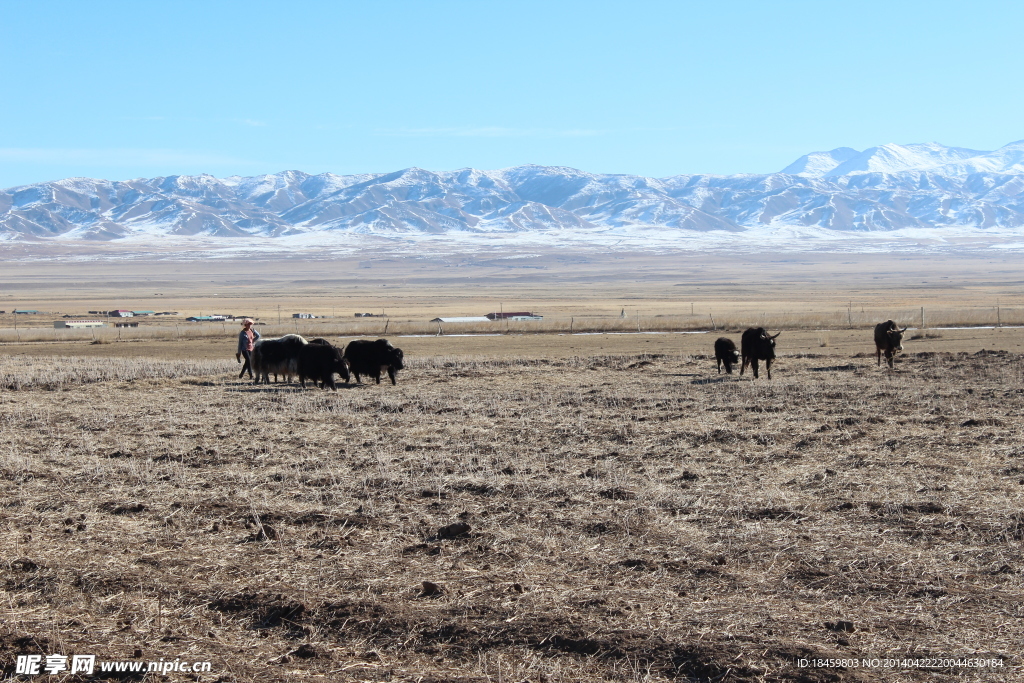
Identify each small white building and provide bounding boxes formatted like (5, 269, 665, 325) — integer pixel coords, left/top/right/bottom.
(54, 320, 106, 329)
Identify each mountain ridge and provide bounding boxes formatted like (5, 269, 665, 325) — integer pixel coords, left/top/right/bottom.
(5, 141, 1024, 243)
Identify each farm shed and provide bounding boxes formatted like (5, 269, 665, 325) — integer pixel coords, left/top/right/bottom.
(486, 311, 542, 320)
(430, 317, 491, 323)
(108, 310, 133, 317)
(132, 310, 155, 316)
(115, 322, 140, 328)
(54, 320, 106, 329)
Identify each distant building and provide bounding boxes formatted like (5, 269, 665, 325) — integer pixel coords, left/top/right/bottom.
(486, 311, 542, 320)
(108, 310, 133, 318)
(154, 311, 179, 316)
(430, 316, 491, 323)
(293, 313, 316, 319)
(131, 311, 154, 316)
(115, 322, 140, 328)
(54, 320, 105, 329)
(14, 309, 40, 315)
(185, 315, 226, 322)
(486, 311, 543, 321)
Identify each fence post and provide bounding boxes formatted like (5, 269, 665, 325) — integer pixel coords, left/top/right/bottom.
(709, 314, 716, 331)
(921, 307, 925, 329)
(570, 317, 574, 334)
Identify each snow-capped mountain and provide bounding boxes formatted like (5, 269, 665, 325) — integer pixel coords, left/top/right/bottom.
(780, 147, 860, 176)
(5, 140, 1024, 244)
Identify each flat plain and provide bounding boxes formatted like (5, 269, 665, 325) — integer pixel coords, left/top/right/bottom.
(1, 251, 1023, 682)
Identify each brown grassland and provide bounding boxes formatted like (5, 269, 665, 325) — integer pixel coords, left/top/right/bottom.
(1, 252, 1023, 682)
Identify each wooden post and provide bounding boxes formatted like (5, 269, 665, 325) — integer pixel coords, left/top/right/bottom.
(383, 319, 389, 335)
(921, 306, 925, 329)
(636, 310, 641, 333)
(848, 302, 852, 328)
(570, 317, 574, 334)
(709, 314, 716, 331)
(997, 300, 1001, 328)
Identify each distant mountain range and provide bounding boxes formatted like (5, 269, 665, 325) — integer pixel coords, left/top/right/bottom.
(5, 141, 1024, 243)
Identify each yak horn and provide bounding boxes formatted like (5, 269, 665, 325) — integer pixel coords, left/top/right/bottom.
(770, 332, 781, 339)
(901, 326, 908, 333)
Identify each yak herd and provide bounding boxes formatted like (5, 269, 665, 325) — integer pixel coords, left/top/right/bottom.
(251, 335, 404, 390)
(249, 320, 907, 390)
(714, 320, 908, 379)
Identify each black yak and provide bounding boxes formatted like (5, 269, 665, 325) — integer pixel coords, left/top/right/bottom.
(252, 334, 307, 385)
(297, 341, 350, 390)
(714, 337, 740, 374)
(874, 320, 908, 369)
(343, 338, 404, 385)
(740, 327, 780, 379)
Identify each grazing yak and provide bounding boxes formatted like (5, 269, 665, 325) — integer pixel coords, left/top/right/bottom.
(740, 327, 780, 379)
(874, 320, 908, 369)
(714, 337, 740, 374)
(344, 338, 404, 385)
(297, 341, 350, 390)
(252, 334, 307, 385)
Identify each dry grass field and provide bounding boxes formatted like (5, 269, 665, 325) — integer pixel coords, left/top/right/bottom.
(1, 250, 1022, 681)
(1, 327, 1022, 681)
(2, 251, 1024, 338)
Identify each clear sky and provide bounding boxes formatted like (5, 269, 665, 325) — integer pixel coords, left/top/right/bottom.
(2, 0, 1023, 187)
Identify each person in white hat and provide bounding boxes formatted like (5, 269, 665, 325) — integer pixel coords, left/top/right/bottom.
(235, 318, 261, 379)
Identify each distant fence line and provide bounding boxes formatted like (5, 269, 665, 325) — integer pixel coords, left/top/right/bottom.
(0, 305, 1022, 343)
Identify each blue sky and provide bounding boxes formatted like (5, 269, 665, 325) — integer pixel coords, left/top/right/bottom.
(2, 0, 1022, 187)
